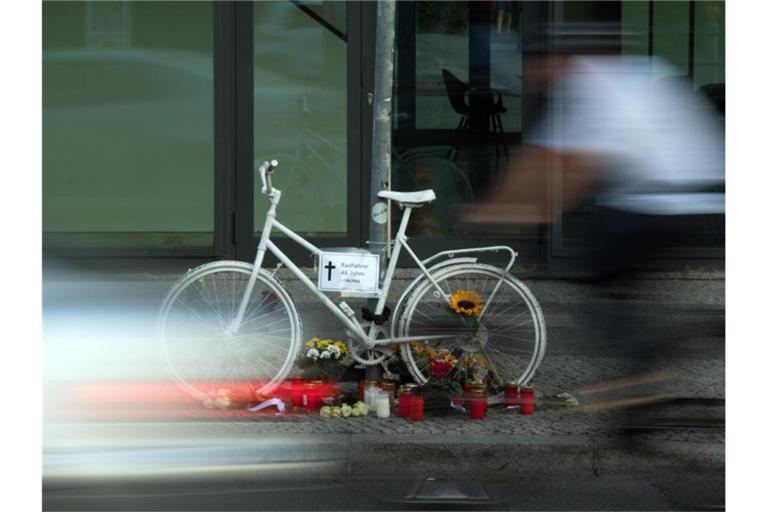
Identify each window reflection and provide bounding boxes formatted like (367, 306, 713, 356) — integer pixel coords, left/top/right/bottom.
(43, 1, 215, 249)
(252, 1, 348, 237)
(393, 1, 523, 238)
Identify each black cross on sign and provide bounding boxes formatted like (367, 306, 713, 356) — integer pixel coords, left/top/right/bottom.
(324, 261, 336, 281)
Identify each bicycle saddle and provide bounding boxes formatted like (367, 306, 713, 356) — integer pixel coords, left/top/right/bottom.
(378, 189, 436, 207)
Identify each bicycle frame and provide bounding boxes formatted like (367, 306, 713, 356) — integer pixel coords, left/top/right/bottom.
(229, 181, 518, 350)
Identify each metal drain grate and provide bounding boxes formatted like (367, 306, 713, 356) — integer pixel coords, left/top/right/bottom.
(402, 478, 492, 505)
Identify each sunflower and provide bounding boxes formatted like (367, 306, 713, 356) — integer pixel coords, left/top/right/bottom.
(449, 290, 484, 316)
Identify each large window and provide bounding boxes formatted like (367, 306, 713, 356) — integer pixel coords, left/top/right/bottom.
(393, 1, 526, 239)
(252, 1, 348, 237)
(408, 2, 521, 134)
(555, 1, 725, 253)
(43, 1, 214, 250)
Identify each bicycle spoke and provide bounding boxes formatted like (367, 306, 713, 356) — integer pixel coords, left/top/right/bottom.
(400, 266, 544, 390)
(159, 266, 299, 399)
(194, 277, 227, 329)
(171, 301, 224, 333)
(241, 311, 291, 331)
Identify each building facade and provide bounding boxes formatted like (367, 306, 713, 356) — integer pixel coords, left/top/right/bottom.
(43, 1, 725, 271)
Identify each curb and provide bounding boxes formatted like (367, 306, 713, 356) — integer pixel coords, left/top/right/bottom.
(346, 434, 724, 479)
(43, 424, 723, 486)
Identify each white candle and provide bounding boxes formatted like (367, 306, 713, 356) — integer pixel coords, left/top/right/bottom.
(376, 395, 390, 418)
(366, 386, 380, 408)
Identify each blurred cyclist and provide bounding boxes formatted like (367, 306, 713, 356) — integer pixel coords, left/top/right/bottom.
(467, 22, 724, 422)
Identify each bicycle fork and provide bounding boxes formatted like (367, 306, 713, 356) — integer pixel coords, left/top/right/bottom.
(227, 198, 278, 335)
(227, 190, 369, 342)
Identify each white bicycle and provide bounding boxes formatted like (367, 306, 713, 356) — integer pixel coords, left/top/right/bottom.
(158, 160, 546, 404)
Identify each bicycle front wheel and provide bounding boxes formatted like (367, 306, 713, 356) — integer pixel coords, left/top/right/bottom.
(398, 264, 546, 402)
(157, 261, 302, 401)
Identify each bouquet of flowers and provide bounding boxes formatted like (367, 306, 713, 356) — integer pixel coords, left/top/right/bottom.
(297, 337, 349, 380)
(408, 288, 503, 396)
(410, 341, 496, 396)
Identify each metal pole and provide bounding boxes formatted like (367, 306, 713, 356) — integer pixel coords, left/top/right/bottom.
(368, 0, 395, 266)
(366, 0, 396, 383)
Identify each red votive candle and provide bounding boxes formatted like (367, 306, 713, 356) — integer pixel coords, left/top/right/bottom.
(398, 392, 412, 417)
(504, 382, 519, 407)
(464, 380, 487, 420)
(290, 378, 305, 408)
(409, 396, 424, 421)
(398, 383, 418, 417)
(358, 380, 365, 402)
(307, 380, 324, 410)
(468, 396, 486, 420)
(520, 386, 535, 416)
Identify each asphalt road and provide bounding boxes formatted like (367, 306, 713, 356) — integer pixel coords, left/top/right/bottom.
(43, 475, 724, 511)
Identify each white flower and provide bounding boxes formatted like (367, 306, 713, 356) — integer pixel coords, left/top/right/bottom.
(320, 350, 331, 359)
(327, 345, 341, 358)
(319, 406, 332, 417)
(351, 401, 369, 416)
(341, 404, 352, 417)
(307, 348, 320, 360)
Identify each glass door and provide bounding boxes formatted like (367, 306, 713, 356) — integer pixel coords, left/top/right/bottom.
(391, 0, 547, 264)
(234, 0, 363, 262)
(43, 1, 216, 255)
(550, 0, 725, 258)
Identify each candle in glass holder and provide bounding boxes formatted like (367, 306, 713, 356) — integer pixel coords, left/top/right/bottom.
(307, 380, 325, 410)
(504, 382, 519, 407)
(468, 397, 486, 419)
(379, 380, 396, 407)
(365, 386, 381, 408)
(290, 378, 305, 408)
(464, 382, 488, 420)
(397, 384, 416, 417)
(464, 381, 487, 420)
(520, 386, 535, 416)
(409, 396, 424, 421)
(375, 395, 390, 418)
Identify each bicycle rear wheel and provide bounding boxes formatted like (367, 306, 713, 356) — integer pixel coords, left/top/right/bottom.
(157, 261, 301, 401)
(398, 263, 546, 403)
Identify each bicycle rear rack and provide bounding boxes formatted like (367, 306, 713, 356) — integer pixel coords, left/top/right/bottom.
(422, 245, 518, 274)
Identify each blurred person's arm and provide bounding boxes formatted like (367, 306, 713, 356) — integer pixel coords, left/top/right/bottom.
(465, 144, 604, 225)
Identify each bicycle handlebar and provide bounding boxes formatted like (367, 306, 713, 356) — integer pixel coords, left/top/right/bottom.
(258, 159, 278, 196)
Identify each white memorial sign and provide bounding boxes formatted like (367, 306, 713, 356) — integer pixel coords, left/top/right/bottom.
(318, 251, 380, 293)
